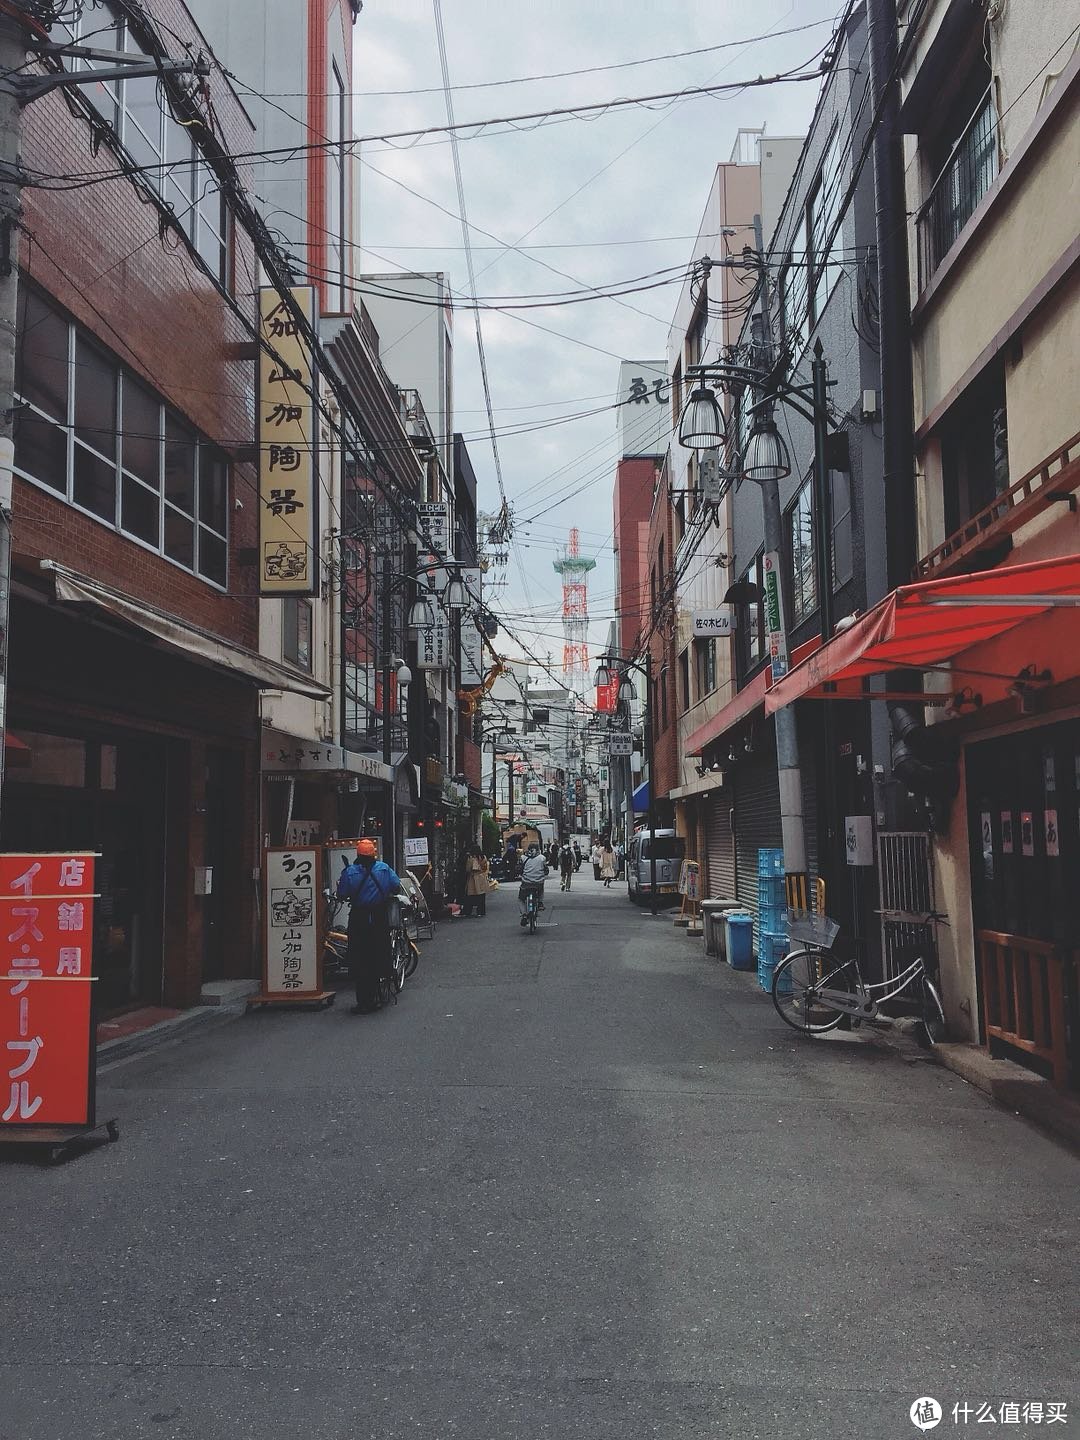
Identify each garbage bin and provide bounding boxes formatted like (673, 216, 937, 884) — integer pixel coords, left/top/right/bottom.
(724, 911, 754, 970)
(702, 901, 727, 958)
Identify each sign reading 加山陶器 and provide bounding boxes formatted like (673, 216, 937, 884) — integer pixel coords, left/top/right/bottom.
(258, 286, 318, 596)
(263, 848, 321, 995)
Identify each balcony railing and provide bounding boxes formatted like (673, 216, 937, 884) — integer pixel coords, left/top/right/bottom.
(916, 89, 999, 288)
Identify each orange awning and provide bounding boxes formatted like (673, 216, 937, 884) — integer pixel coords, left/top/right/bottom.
(765, 553, 1080, 714)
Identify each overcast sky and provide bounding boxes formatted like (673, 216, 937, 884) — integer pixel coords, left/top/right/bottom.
(352, 0, 842, 682)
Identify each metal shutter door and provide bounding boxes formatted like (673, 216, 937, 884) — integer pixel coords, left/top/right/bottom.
(704, 792, 736, 900)
(733, 748, 782, 946)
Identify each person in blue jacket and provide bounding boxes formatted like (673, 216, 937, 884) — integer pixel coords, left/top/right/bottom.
(336, 838, 402, 1013)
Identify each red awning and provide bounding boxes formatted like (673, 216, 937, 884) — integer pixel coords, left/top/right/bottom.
(765, 552, 1080, 714)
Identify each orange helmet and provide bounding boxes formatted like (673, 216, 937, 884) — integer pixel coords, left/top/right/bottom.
(356, 839, 378, 859)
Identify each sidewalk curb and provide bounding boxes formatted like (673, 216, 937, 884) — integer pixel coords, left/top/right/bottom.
(719, 953, 1080, 1154)
(929, 1042, 1080, 1155)
(98, 1003, 246, 1070)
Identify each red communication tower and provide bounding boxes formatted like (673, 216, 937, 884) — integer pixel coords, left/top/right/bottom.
(552, 527, 596, 695)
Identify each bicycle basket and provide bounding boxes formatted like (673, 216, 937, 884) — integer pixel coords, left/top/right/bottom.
(386, 897, 403, 930)
(787, 909, 840, 948)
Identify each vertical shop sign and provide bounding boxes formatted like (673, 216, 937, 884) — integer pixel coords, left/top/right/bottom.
(0, 852, 97, 1128)
(980, 812, 994, 878)
(263, 848, 321, 994)
(1020, 811, 1034, 858)
(258, 286, 318, 595)
(1044, 810, 1060, 858)
(762, 551, 789, 680)
(1001, 811, 1014, 855)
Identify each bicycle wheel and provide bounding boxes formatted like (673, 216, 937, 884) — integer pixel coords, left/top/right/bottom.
(391, 936, 407, 994)
(771, 947, 851, 1035)
(403, 936, 420, 978)
(917, 972, 947, 1047)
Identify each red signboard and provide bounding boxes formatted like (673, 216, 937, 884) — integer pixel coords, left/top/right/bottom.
(0, 853, 97, 1128)
(596, 678, 620, 714)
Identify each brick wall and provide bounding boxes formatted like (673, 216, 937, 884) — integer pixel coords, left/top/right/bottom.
(15, 0, 262, 647)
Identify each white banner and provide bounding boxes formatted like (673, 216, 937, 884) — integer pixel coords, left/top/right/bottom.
(263, 848, 321, 994)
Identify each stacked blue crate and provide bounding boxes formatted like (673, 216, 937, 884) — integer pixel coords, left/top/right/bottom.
(757, 849, 788, 991)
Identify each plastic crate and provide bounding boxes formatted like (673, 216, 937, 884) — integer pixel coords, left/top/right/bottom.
(758, 848, 784, 877)
(757, 931, 789, 992)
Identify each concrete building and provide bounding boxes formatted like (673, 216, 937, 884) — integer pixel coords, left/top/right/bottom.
(894, 0, 1080, 1085)
(662, 129, 802, 902)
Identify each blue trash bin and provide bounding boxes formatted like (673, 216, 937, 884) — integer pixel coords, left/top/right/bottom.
(725, 912, 754, 970)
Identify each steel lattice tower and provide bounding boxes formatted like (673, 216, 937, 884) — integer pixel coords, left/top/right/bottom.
(552, 528, 596, 696)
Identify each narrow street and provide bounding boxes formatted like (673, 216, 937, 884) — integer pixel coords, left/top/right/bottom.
(3, 880, 1076, 1440)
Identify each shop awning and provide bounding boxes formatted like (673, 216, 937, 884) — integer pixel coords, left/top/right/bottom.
(41, 561, 330, 700)
(765, 553, 1080, 714)
(632, 780, 650, 813)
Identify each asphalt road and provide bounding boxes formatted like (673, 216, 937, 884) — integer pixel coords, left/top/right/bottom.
(2, 877, 1077, 1440)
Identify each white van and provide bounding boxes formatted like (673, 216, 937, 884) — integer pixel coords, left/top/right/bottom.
(626, 828, 685, 904)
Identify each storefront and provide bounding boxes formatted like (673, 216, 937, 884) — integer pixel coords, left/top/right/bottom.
(1, 584, 322, 1012)
(765, 552, 1080, 1088)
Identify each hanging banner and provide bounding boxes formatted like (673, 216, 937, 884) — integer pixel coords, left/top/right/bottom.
(262, 848, 321, 995)
(596, 678, 619, 713)
(258, 286, 318, 595)
(762, 551, 789, 680)
(1001, 811, 1014, 854)
(0, 852, 98, 1128)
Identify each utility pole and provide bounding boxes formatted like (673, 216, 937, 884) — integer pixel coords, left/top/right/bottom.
(380, 554, 396, 866)
(753, 213, 808, 898)
(0, 13, 23, 831)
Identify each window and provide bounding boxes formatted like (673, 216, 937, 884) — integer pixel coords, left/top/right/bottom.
(830, 468, 853, 587)
(685, 295, 707, 370)
(696, 637, 717, 697)
(787, 480, 816, 626)
(14, 289, 229, 587)
(326, 60, 347, 312)
(62, 6, 231, 289)
(738, 553, 766, 672)
(941, 359, 1009, 538)
(805, 125, 844, 327)
(679, 648, 690, 713)
(779, 261, 809, 360)
(283, 598, 313, 671)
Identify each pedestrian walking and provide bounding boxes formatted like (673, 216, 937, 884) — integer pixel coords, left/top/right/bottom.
(559, 841, 575, 891)
(572, 840, 582, 872)
(590, 841, 602, 880)
(336, 839, 403, 1014)
(615, 841, 625, 879)
(601, 841, 616, 887)
(463, 844, 490, 917)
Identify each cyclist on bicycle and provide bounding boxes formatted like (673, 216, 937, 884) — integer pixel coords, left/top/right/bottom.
(518, 843, 548, 927)
(336, 839, 402, 1013)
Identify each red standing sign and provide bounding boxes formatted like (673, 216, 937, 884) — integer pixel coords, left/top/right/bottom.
(0, 852, 97, 1129)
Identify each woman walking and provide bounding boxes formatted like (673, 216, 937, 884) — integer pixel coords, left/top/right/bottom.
(590, 840, 602, 881)
(601, 840, 616, 888)
(463, 844, 490, 917)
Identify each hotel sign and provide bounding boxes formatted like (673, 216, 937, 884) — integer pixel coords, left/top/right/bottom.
(258, 286, 318, 596)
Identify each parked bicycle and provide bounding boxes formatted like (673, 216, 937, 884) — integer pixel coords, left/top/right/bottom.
(770, 910, 947, 1046)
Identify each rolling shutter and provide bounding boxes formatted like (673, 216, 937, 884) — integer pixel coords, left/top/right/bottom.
(704, 791, 736, 900)
(733, 744, 782, 946)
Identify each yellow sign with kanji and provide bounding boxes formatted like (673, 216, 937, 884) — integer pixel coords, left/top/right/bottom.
(258, 286, 318, 595)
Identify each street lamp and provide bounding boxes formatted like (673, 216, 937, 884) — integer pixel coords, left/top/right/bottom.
(677, 385, 726, 450)
(443, 573, 470, 611)
(408, 592, 436, 629)
(595, 651, 661, 917)
(742, 414, 791, 482)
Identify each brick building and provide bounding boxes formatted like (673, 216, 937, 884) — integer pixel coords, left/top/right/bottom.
(2, 1, 323, 1011)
